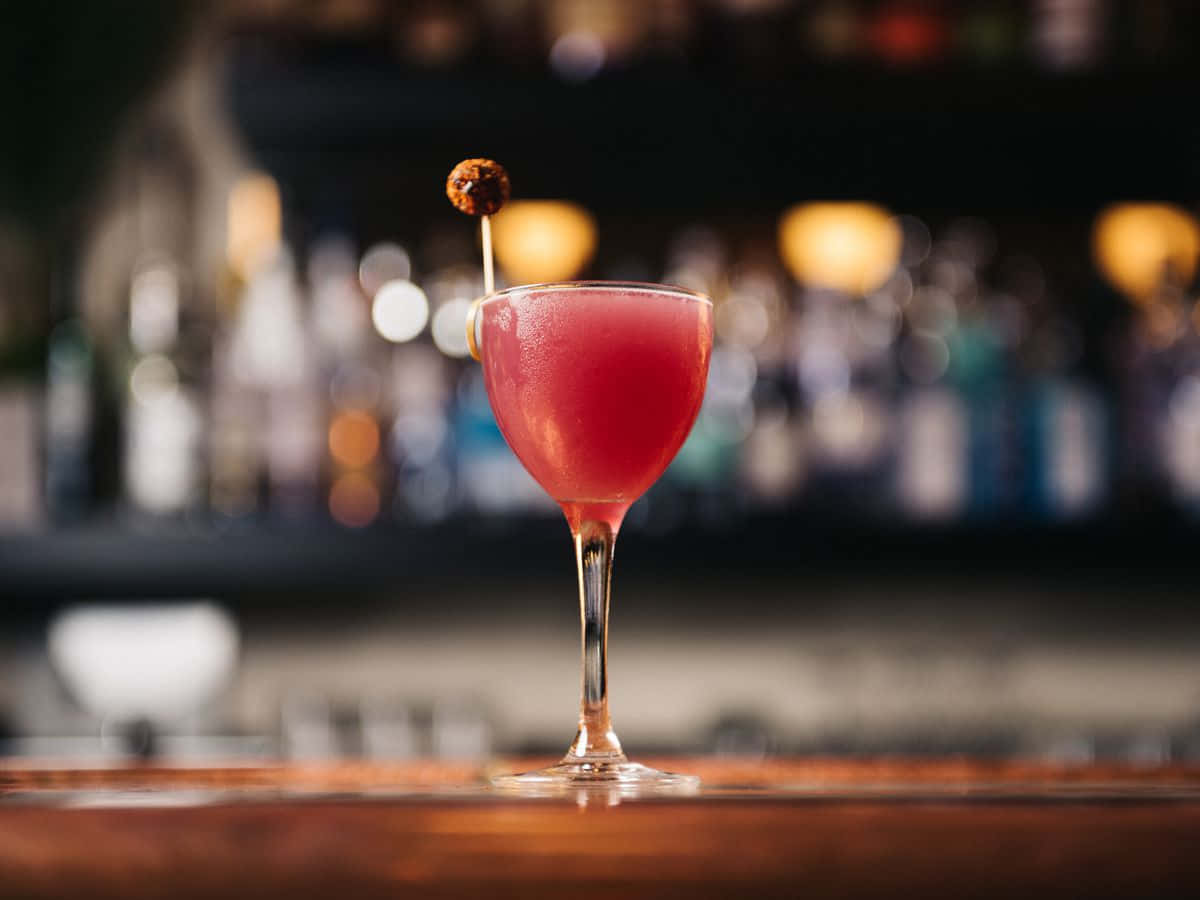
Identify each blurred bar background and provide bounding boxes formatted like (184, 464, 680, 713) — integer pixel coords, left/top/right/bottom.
(3, 0, 1200, 765)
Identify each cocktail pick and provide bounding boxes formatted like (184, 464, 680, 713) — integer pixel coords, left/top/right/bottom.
(447, 158, 511, 360)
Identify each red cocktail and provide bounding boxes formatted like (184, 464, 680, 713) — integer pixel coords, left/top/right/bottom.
(476, 281, 713, 792)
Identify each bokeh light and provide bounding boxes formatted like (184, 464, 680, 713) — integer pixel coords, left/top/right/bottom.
(226, 173, 281, 280)
(359, 242, 411, 297)
(778, 203, 901, 295)
(328, 472, 380, 528)
(431, 298, 473, 357)
(129, 261, 179, 354)
(550, 32, 606, 80)
(716, 294, 771, 349)
(227, 249, 309, 388)
(371, 279, 429, 342)
(328, 410, 380, 468)
(812, 390, 888, 466)
(705, 347, 758, 408)
(852, 290, 902, 349)
(907, 286, 958, 338)
(898, 390, 968, 518)
(900, 333, 951, 384)
(129, 354, 179, 406)
(390, 412, 448, 468)
(492, 201, 597, 284)
(1093, 203, 1200, 304)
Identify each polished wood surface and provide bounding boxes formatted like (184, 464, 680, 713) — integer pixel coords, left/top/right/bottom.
(3, 758, 1200, 899)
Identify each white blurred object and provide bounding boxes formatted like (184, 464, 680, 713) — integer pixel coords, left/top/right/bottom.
(1044, 382, 1105, 516)
(47, 603, 238, 724)
(431, 297, 473, 357)
(898, 389, 968, 519)
(1165, 375, 1200, 502)
(125, 379, 203, 515)
(360, 698, 419, 759)
(432, 700, 491, 760)
(129, 260, 180, 354)
(229, 248, 311, 388)
(372, 279, 429, 343)
(812, 390, 888, 468)
(741, 408, 805, 501)
(281, 691, 338, 760)
(706, 347, 757, 409)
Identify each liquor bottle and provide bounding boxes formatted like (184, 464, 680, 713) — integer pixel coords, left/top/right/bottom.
(122, 123, 206, 519)
(44, 242, 95, 524)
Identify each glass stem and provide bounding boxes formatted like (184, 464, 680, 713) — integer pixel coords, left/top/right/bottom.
(565, 519, 626, 763)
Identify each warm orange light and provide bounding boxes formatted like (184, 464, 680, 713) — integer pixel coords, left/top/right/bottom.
(329, 472, 380, 528)
(328, 410, 380, 468)
(778, 203, 901, 295)
(491, 201, 597, 284)
(227, 173, 281, 279)
(1093, 204, 1200, 305)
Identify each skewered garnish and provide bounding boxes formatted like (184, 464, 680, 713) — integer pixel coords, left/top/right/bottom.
(446, 158, 511, 217)
(447, 158, 512, 360)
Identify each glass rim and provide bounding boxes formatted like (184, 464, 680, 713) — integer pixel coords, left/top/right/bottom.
(479, 280, 712, 306)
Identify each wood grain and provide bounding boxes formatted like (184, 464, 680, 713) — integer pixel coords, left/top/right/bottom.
(3, 759, 1199, 899)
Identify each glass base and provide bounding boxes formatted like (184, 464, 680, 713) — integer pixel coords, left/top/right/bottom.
(491, 759, 700, 800)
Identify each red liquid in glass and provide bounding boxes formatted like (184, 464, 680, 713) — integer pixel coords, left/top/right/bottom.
(479, 285, 712, 532)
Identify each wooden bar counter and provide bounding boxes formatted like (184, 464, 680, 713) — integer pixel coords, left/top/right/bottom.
(3, 758, 1199, 898)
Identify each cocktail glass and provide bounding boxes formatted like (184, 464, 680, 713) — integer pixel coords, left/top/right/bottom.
(472, 281, 713, 792)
